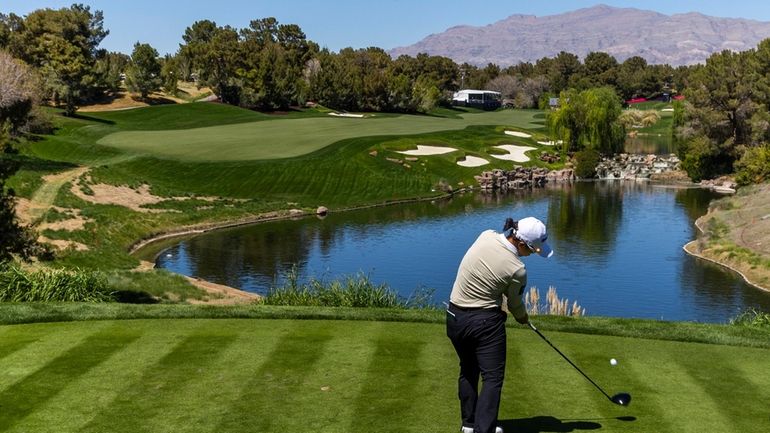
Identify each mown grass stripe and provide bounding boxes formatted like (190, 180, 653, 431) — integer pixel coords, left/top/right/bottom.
(348, 323, 427, 433)
(78, 332, 237, 433)
(407, 322, 457, 432)
(652, 343, 738, 432)
(0, 330, 140, 431)
(501, 329, 605, 421)
(554, 333, 671, 433)
(290, 321, 381, 431)
(0, 322, 111, 392)
(0, 339, 37, 363)
(675, 347, 769, 433)
(214, 322, 334, 432)
(5, 330, 171, 433)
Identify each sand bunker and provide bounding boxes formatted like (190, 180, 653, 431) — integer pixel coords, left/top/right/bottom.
(490, 145, 537, 162)
(397, 145, 457, 156)
(457, 156, 490, 167)
(329, 112, 364, 118)
(661, 108, 674, 112)
(537, 140, 562, 146)
(505, 130, 532, 138)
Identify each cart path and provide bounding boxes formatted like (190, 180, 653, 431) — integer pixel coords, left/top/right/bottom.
(16, 167, 89, 225)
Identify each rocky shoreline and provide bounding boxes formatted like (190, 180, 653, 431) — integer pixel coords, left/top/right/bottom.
(474, 167, 575, 191)
(596, 153, 680, 180)
(472, 153, 738, 195)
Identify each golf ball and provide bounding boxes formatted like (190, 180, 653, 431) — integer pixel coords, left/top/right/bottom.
(610, 358, 618, 366)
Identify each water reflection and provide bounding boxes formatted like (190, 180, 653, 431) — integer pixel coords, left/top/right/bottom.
(624, 134, 676, 154)
(546, 182, 623, 258)
(156, 182, 770, 322)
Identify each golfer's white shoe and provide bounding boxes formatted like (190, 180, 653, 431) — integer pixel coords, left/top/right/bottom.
(461, 427, 503, 433)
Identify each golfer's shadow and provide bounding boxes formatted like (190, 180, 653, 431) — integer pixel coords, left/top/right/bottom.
(498, 415, 603, 433)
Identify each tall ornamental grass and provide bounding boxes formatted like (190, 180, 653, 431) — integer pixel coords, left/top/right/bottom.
(0, 264, 114, 302)
(262, 267, 435, 309)
(525, 286, 585, 317)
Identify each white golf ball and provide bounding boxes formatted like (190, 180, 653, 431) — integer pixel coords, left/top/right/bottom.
(610, 358, 618, 366)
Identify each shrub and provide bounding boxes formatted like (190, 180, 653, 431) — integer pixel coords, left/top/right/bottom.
(573, 149, 600, 179)
(679, 135, 722, 182)
(735, 144, 770, 185)
(0, 264, 113, 302)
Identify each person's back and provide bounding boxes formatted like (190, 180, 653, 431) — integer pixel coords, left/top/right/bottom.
(450, 230, 527, 319)
(446, 217, 552, 433)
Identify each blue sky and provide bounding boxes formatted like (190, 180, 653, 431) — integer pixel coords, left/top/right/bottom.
(4, 1, 770, 55)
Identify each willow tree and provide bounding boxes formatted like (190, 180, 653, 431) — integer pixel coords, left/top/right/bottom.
(548, 86, 625, 154)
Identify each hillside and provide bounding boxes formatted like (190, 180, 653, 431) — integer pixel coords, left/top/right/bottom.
(686, 183, 770, 291)
(389, 4, 770, 66)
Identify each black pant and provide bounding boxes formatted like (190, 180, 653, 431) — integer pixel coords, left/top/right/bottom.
(446, 304, 507, 433)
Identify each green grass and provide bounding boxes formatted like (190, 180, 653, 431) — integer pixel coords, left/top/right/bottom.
(13, 103, 558, 272)
(0, 312, 768, 432)
(94, 108, 545, 161)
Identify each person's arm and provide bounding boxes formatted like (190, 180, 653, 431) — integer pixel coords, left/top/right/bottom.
(506, 267, 529, 324)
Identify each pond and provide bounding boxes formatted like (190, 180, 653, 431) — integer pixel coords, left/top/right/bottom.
(624, 133, 676, 154)
(154, 181, 770, 323)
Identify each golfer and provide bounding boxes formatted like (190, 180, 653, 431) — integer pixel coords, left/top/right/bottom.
(446, 216, 553, 433)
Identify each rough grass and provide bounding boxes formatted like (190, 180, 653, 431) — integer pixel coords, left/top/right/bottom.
(0, 313, 768, 432)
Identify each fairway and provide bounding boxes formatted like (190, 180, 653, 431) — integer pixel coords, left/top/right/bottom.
(96, 110, 545, 161)
(1, 318, 768, 433)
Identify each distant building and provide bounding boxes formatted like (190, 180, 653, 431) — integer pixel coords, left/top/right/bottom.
(452, 89, 501, 110)
(548, 97, 560, 109)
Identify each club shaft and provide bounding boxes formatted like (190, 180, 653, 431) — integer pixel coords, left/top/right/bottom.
(528, 323, 612, 400)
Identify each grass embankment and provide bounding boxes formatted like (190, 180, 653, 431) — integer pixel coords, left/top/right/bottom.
(0, 307, 768, 433)
(7, 103, 556, 301)
(685, 183, 770, 291)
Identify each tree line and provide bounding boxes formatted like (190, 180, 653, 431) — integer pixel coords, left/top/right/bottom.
(1, 4, 688, 117)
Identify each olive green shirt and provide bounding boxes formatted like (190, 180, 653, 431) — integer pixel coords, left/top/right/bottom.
(450, 230, 528, 320)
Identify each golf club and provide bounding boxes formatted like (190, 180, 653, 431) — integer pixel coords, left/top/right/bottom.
(528, 322, 631, 406)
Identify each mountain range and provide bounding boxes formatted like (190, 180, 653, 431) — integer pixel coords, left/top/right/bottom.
(388, 4, 770, 66)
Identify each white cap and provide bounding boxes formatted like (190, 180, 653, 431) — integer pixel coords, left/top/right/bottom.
(516, 217, 553, 258)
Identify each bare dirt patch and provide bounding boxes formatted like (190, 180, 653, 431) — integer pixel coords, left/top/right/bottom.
(38, 207, 92, 232)
(184, 276, 261, 305)
(71, 174, 225, 213)
(131, 260, 259, 305)
(77, 83, 213, 112)
(71, 179, 170, 213)
(38, 236, 89, 251)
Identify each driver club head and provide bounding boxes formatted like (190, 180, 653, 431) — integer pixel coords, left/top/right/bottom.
(610, 392, 631, 406)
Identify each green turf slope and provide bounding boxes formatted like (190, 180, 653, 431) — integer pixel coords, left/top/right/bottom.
(0, 318, 767, 433)
(95, 109, 545, 161)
